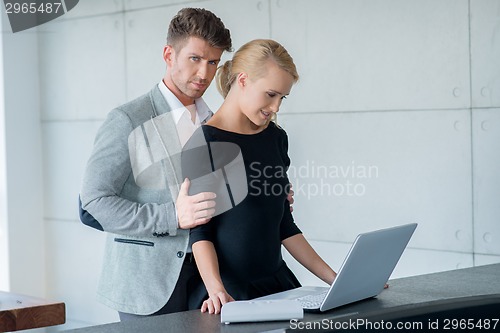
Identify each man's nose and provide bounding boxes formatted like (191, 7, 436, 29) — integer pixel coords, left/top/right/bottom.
(197, 63, 208, 80)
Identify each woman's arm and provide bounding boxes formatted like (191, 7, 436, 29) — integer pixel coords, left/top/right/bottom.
(192, 240, 234, 314)
(282, 234, 337, 285)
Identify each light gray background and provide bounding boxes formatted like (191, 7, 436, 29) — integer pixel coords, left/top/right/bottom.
(1, 0, 499, 331)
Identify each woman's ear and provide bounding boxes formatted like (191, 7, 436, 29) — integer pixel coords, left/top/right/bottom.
(236, 72, 248, 89)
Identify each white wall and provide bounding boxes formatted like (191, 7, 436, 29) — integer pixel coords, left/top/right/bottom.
(0, 7, 45, 297)
(1, 0, 499, 331)
(0, 6, 8, 293)
(278, 0, 500, 285)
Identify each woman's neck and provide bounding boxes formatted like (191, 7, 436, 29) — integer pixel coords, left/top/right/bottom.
(208, 101, 267, 135)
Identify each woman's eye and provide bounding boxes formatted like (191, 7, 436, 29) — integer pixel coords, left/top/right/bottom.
(267, 92, 276, 97)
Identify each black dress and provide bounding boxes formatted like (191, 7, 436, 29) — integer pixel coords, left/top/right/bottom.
(185, 122, 301, 308)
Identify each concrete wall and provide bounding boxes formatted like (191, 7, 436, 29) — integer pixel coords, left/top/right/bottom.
(1, 0, 499, 330)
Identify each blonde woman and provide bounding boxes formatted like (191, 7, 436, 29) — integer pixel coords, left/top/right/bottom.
(186, 39, 337, 314)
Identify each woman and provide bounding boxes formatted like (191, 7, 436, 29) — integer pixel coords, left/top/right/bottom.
(186, 39, 337, 314)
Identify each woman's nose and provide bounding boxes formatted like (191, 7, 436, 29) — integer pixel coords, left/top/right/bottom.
(270, 100, 282, 113)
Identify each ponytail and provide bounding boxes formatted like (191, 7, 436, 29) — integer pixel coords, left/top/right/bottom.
(216, 60, 234, 98)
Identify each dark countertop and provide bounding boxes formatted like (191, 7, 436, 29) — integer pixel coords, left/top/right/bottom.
(64, 263, 500, 333)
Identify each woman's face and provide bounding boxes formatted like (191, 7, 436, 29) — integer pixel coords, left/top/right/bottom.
(239, 62, 295, 129)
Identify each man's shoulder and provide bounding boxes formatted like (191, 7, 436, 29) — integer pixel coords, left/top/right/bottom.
(111, 86, 159, 125)
(116, 88, 155, 113)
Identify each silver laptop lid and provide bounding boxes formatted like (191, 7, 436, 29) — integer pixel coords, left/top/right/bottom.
(320, 223, 417, 311)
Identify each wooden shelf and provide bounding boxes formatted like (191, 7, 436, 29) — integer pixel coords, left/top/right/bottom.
(0, 291, 65, 332)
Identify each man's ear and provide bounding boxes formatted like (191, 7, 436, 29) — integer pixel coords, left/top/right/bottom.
(236, 72, 248, 88)
(163, 45, 174, 65)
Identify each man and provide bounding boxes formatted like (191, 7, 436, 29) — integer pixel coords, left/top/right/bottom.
(79, 8, 232, 320)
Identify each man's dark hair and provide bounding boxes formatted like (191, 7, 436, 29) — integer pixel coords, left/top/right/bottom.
(167, 8, 232, 52)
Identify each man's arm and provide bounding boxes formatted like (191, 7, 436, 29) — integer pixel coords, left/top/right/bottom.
(78, 196, 103, 231)
(80, 109, 176, 236)
(80, 109, 217, 236)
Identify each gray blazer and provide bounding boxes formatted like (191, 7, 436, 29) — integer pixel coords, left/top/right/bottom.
(80, 85, 207, 315)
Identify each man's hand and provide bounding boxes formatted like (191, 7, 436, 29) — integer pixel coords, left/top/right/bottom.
(201, 291, 234, 314)
(176, 178, 216, 229)
(287, 184, 294, 212)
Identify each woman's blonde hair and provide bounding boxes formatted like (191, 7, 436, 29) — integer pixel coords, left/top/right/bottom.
(216, 39, 299, 98)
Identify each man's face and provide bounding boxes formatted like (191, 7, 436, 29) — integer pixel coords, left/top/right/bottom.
(163, 37, 223, 106)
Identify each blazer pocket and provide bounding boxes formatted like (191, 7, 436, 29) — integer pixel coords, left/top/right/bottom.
(114, 238, 154, 247)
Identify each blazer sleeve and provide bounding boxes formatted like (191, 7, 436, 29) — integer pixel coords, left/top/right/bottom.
(80, 108, 175, 237)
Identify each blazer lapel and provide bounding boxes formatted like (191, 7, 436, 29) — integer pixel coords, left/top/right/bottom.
(148, 86, 183, 199)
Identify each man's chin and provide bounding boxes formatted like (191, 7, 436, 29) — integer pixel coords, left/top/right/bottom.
(189, 91, 206, 100)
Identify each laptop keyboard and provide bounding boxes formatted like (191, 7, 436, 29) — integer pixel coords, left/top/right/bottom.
(296, 291, 328, 309)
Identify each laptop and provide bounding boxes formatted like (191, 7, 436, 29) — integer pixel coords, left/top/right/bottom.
(257, 223, 417, 312)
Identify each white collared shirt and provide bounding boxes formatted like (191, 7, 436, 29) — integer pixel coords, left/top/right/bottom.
(157, 81, 211, 248)
(157, 80, 211, 147)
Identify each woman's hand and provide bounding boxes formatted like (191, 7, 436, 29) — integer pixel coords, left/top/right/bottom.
(201, 291, 235, 314)
(192, 241, 232, 314)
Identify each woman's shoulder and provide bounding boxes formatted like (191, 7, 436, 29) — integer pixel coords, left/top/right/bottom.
(200, 124, 226, 142)
(197, 122, 288, 143)
(268, 121, 289, 141)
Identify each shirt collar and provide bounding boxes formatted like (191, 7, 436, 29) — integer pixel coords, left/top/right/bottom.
(158, 80, 211, 124)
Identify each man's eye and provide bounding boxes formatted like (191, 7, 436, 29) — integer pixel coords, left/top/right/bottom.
(190, 56, 200, 61)
(208, 60, 218, 65)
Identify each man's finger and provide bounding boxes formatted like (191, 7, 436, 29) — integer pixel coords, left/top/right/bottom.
(194, 217, 211, 227)
(179, 178, 190, 196)
(194, 208, 215, 220)
(191, 191, 216, 202)
(287, 187, 295, 205)
(195, 200, 216, 211)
